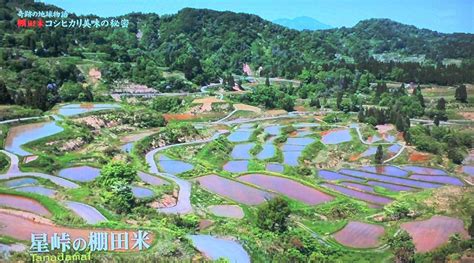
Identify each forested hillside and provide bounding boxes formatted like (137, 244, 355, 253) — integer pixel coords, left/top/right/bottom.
(0, 0, 473, 111)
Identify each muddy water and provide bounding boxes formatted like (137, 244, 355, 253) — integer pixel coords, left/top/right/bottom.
(5, 122, 64, 156)
(0, 194, 51, 216)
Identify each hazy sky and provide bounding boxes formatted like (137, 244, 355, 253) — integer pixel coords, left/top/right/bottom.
(39, 0, 473, 33)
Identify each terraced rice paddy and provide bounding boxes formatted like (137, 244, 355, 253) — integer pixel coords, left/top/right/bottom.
(58, 103, 120, 116)
(293, 123, 320, 128)
(5, 121, 64, 156)
(281, 137, 314, 166)
(194, 175, 273, 205)
(137, 171, 168, 185)
(367, 181, 414, 192)
(257, 144, 276, 160)
(121, 142, 134, 153)
(321, 129, 352, 144)
(340, 182, 374, 192)
(286, 137, 315, 146)
(387, 144, 402, 154)
(5, 178, 38, 187)
(401, 166, 448, 175)
(361, 147, 377, 157)
(15, 186, 56, 197)
(0, 194, 51, 216)
(231, 143, 255, 159)
(264, 125, 281, 136)
(409, 175, 464, 186)
(227, 128, 254, 142)
(157, 155, 194, 175)
(339, 169, 442, 189)
(401, 216, 469, 252)
(208, 205, 244, 219)
(316, 170, 364, 182)
(266, 163, 284, 173)
(462, 166, 474, 176)
(282, 151, 301, 167)
(281, 145, 306, 151)
(131, 186, 155, 198)
(63, 201, 107, 224)
(321, 183, 392, 205)
(187, 235, 250, 263)
(294, 130, 313, 137)
(238, 174, 333, 205)
(333, 221, 385, 248)
(223, 160, 249, 173)
(361, 166, 409, 177)
(58, 166, 101, 182)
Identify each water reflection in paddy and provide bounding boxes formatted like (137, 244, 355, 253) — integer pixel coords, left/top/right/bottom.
(131, 186, 155, 198)
(266, 163, 284, 173)
(187, 235, 250, 263)
(223, 160, 249, 173)
(227, 130, 253, 142)
(5, 122, 64, 156)
(5, 178, 39, 188)
(58, 166, 101, 182)
(58, 103, 120, 116)
(282, 151, 301, 166)
(15, 186, 56, 197)
(257, 144, 276, 160)
(361, 166, 408, 177)
(264, 125, 281, 136)
(321, 129, 352, 144)
(157, 155, 194, 175)
(231, 143, 255, 160)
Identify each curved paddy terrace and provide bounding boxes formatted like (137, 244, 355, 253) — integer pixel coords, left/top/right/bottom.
(238, 173, 333, 205)
(0, 194, 51, 217)
(4, 121, 64, 156)
(58, 166, 101, 182)
(333, 221, 385, 248)
(401, 216, 470, 253)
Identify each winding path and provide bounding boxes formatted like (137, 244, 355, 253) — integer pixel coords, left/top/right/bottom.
(145, 131, 228, 214)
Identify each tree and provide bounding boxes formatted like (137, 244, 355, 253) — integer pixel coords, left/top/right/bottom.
(375, 145, 384, 164)
(469, 214, 474, 237)
(0, 80, 12, 104)
(151, 96, 183, 113)
(257, 197, 291, 232)
(59, 82, 83, 102)
(103, 180, 135, 214)
(336, 92, 343, 110)
(433, 115, 440, 127)
(455, 84, 468, 103)
(358, 108, 365, 122)
(436, 97, 446, 111)
(309, 96, 321, 109)
(388, 230, 415, 263)
(98, 161, 137, 187)
(265, 75, 270, 87)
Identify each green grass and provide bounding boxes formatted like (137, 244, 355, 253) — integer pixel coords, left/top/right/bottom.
(0, 151, 10, 174)
(302, 219, 348, 235)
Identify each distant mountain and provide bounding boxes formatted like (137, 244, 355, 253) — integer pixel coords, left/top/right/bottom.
(273, 16, 332, 31)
